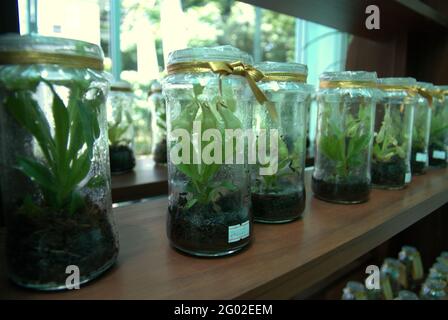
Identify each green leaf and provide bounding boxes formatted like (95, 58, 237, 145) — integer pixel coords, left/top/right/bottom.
(185, 198, 198, 209)
(16, 157, 55, 192)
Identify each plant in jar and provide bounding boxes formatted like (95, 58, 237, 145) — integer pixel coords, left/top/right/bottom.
(108, 100, 136, 174)
(251, 100, 306, 222)
(167, 82, 249, 254)
(150, 83, 168, 164)
(1, 77, 117, 288)
(313, 97, 372, 203)
(428, 96, 448, 167)
(371, 104, 409, 187)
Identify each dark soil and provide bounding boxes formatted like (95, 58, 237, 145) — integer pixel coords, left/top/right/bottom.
(372, 155, 407, 188)
(109, 145, 136, 174)
(428, 144, 447, 168)
(411, 147, 427, 175)
(251, 189, 305, 223)
(312, 177, 370, 204)
(6, 200, 118, 290)
(167, 192, 251, 256)
(154, 138, 167, 164)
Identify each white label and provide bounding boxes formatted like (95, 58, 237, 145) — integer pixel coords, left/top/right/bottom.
(433, 150, 446, 160)
(228, 221, 250, 243)
(405, 172, 412, 184)
(415, 152, 428, 163)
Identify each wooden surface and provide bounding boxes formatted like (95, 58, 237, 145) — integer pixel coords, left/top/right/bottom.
(1, 168, 447, 299)
(111, 156, 168, 203)
(241, 0, 448, 40)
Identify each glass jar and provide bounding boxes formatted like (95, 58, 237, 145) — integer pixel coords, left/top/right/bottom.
(372, 78, 416, 189)
(428, 262, 448, 283)
(251, 62, 312, 223)
(395, 290, 419, 300)
(420, 279, 447, 300)
(341, 281, 368, 300)
(429, 85, 448, 167)
(163, 46, 255, 256)
(398, 246, 424, 291)
(381, 258, 408, 296)
(0, 35, 118, 290)
(313, 71, 377, 204)
(149, 80, 167, 164)
(411, 82, 433, 175)
(107, 81, 136, 174)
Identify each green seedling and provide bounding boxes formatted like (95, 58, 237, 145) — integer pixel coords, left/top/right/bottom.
(319, 98, 372, 178)
(373, 104, 406, 162)
(172, 83, 240, 210)
(108, 103, 133, 147)
(3, 79, 104, 214)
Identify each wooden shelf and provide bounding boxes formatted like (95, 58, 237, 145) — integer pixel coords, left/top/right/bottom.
(111, 155, 168, 203)
(1, 168, 447, 299)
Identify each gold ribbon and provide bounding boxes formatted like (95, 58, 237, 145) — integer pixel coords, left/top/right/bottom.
(168, 60, 278, 121)
(262, 72, 307, 83)
(0, 51, 104, 71)
(110, 86, 133, 93)
(319, 80, 376, 89)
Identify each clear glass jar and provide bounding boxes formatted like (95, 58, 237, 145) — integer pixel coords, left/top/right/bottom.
(149, 80, 167, 164)
(398, 246, 424, 291)
(0, 35, 118, 290)
(428, 262, 448, 283)
(313, 71, 377, 204)
(420, 279, 447, 300)
(381, 258, 408, 296)
(372, 78, 416, 189)
(251, 62, 312, 223)
(107, 81, 136, 174)
(411, 82, 433, 175)
(429, 85, 448, 167)
(163, 46, 254, 256)
(341, 281, 368, 300)
(395, 290, 419, 300)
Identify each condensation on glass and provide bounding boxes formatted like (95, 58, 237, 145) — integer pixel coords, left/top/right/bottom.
(162, 46, 253, 256)
(313, 71, 377, 204)
(251, 61, 312, 223)
(0, 34, 118, 290)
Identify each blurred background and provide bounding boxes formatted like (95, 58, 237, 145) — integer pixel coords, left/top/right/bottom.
(15, 0, 350, 156)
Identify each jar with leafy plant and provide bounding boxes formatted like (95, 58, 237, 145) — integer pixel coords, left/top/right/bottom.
(107, 81, 136, 174)
(428, 85, 448, 168)
(0, 35, 118, 290)
(163, 46, 262, 256)
(149, 80, 167, 164)
(251, 62, 312, 223)
(372, 78, 416, 189)
(411, 82, 433, 175)
(312, 71, 377, 204)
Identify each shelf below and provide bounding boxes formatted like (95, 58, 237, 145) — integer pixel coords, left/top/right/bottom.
(1, 168, 447, 299)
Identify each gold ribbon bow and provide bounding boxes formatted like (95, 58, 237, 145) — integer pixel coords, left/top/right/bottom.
(167, 60, 278, 121)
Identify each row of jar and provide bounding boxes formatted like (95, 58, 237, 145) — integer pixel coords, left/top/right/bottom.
(342, 247, 448, 300)
(0, 35, 446, 290)
(162, 45, 448, 257)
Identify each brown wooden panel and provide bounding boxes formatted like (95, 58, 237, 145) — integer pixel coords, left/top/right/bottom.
(1, 168, 447, 299)
(239, 0, 448, 40)
(345, 34, 408, 77)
